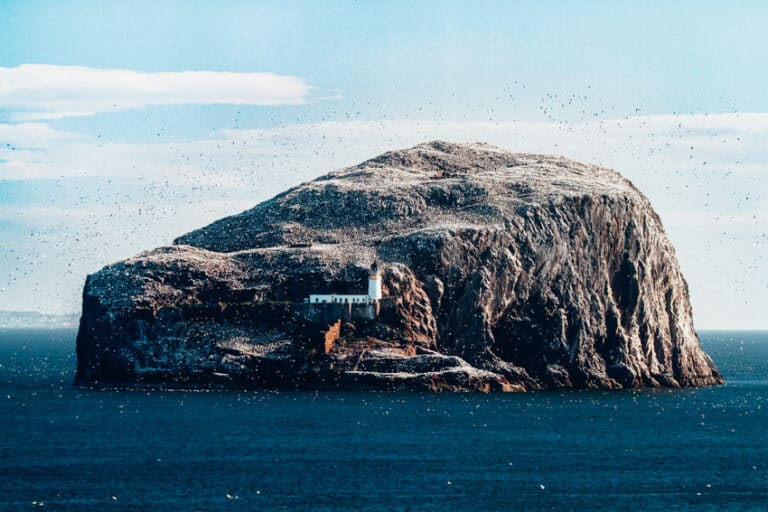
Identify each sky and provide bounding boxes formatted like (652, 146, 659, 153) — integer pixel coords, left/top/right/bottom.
(0, 0, 766, 329)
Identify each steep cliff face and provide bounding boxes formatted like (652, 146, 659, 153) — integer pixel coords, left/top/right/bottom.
(75, 141, 723, 391)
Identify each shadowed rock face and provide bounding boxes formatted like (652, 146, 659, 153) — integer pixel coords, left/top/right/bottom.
(75, 141, 724, 391)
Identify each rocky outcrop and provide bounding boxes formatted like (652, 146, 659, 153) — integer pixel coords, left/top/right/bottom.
(75, 141, 724, 391)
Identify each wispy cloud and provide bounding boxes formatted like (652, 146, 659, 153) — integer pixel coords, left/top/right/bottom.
(2, 114, 767, 202)
(0, 64, 313, 120)
(0, 122, 80, 148)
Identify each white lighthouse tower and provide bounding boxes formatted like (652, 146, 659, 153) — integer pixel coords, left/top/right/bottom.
(367, 263, 382, 302)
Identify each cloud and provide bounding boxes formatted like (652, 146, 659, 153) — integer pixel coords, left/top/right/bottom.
(0, 64, 313, 120)
(2, 113, 767, 207)
(0, 122, 80, 148)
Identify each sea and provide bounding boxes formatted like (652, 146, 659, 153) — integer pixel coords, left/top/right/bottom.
(0, 329, 765, 511)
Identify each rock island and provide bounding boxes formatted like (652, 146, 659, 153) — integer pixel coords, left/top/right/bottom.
(75, 141, 724, 391)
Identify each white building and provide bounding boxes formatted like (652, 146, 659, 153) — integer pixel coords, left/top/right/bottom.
(307, 293, 370, 304)
(307, 265, 383, 304)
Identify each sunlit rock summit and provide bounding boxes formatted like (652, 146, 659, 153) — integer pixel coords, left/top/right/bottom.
(75, 141, 724, 391)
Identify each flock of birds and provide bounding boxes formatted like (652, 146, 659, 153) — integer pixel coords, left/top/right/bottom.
(1, 83, 765, 318)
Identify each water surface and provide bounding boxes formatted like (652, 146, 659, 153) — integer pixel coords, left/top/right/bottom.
(0, 329, 765, 511)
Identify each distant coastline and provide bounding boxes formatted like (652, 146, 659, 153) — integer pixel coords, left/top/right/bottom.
(0, 310, 79, 329)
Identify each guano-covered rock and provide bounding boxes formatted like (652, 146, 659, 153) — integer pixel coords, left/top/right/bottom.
(75, 141, 724, 391)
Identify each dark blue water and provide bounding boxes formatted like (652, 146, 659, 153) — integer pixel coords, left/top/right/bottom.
(0, 329, 765, 511)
